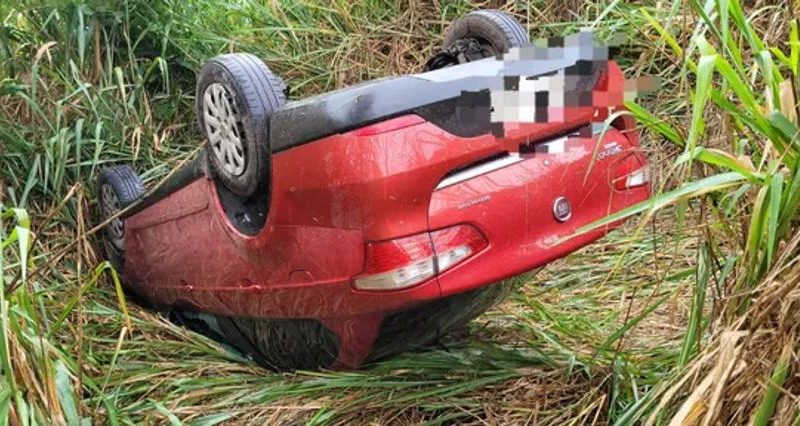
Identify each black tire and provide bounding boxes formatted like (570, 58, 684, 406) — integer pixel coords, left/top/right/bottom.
(97, 165, 144, 273)
(443, 9, 529, 55)
(196, 53, 286, 198)
(176, 281, 515, 371)
(426, 9, 529, 70)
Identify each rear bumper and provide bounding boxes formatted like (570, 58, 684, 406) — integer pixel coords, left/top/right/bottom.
(434, 187, 649, 297)
(428, 128, 650, 296)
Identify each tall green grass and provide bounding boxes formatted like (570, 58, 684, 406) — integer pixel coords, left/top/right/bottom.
(578, 0, 800, 421)
(0, 205, 82, 424)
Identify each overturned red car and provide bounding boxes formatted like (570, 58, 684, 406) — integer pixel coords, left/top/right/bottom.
(97, 10, 649, 370)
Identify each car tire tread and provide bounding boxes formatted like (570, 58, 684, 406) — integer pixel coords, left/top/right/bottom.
(97, 165, 144, 273)
(196, 53, 286, 197)
(443, 9, 529, 54)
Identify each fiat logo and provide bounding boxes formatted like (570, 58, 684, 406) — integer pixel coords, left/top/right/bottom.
(552, 196, 572, 222)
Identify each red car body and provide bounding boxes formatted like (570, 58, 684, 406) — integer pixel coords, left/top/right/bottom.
(122, 58, 649, 368)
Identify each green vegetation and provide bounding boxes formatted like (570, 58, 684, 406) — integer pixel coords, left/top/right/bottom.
(1, 0, 799, 423)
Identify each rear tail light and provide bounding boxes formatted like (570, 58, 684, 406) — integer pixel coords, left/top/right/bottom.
(429, 225, 487, 272)
(624, 166, 650, 188)
(612, 148, 650, 191)
(614, 164, 650, 190)
(354, 233, 435, 291)
(354, 224, 487, 291)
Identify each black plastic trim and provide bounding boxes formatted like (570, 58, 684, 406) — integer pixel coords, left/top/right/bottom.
(122, 153, 207, 218)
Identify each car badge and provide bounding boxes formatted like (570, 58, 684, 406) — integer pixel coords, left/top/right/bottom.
(552, 196, 572, 222)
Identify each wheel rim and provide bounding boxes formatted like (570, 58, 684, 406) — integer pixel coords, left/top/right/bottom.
(100, 184, 125, 250)
(430, 38, 498, 71)
(468, 36, 500, 58)
(203, 83, 246, 177)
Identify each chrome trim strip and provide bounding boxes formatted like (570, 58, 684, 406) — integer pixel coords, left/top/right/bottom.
(434, 124, 606, 190)
(435, 153, 523, 190)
